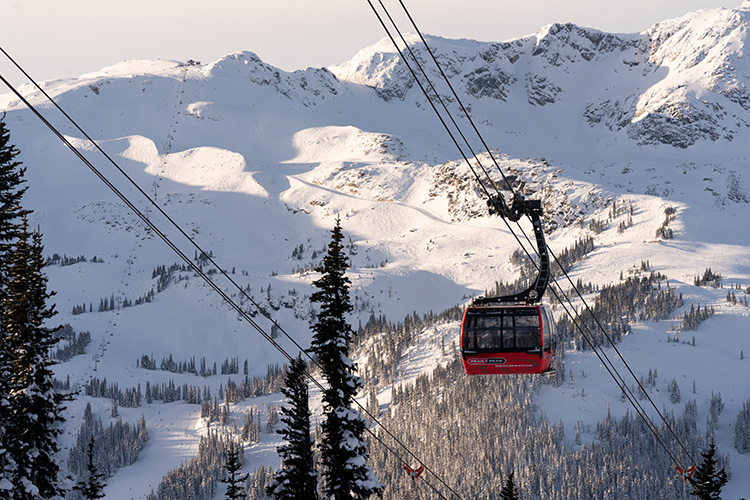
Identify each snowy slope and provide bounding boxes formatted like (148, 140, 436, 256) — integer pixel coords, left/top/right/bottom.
(1, 2, 749, 498)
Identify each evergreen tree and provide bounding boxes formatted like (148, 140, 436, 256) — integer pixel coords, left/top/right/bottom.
(267, 355, 317, 500)
(688, 440, 728, 500)
(309, 218, 382, 500)
(73, 438, 106, 499)
(500, 471, 520, 500)
(3, 219, 67, 499)
(668, 378, 682, 404)
(735, 399, 750, 453)
(0, 116, 28, 492)
(221, 441, 248, 500)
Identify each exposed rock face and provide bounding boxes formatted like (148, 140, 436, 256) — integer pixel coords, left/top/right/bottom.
(329, 6, 750, 148)
(207, 51, 340, 107)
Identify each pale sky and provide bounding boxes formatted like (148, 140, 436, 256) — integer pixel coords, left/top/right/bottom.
(0, 0, 735, 90)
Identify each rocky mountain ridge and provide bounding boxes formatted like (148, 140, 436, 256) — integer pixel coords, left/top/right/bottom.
(332, 2, 750, 148)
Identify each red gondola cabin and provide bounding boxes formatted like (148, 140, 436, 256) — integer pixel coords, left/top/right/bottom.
(461, 304, 556, 375)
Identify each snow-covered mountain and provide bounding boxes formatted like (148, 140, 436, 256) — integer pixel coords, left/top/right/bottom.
(334, 2, 750, 149)
(1, 2, 749, 498)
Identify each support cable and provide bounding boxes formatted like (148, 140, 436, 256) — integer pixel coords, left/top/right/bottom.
(546, 284, 685, 467)
(547, 245, 697, 464)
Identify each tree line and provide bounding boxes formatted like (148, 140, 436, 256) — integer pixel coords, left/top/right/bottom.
(67, 402, 148, 500)
(51, 323, 92, 361)
(83, 362, 286, 408)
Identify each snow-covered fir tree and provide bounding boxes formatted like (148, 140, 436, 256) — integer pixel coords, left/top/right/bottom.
(735, 399, 750, 454)
(72, 438, 106, 500)
(221, 441, 248, 500)
(669, 378, 682, 404)
(0, 116, 29, 493)
(500, 471, 520, 500)
(267, 355, 317, 500)
(2, 218, 67, 499)
(309, 218, 382, 500)
(688, 440, 727, 500)
(1, 120, 68, 498)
